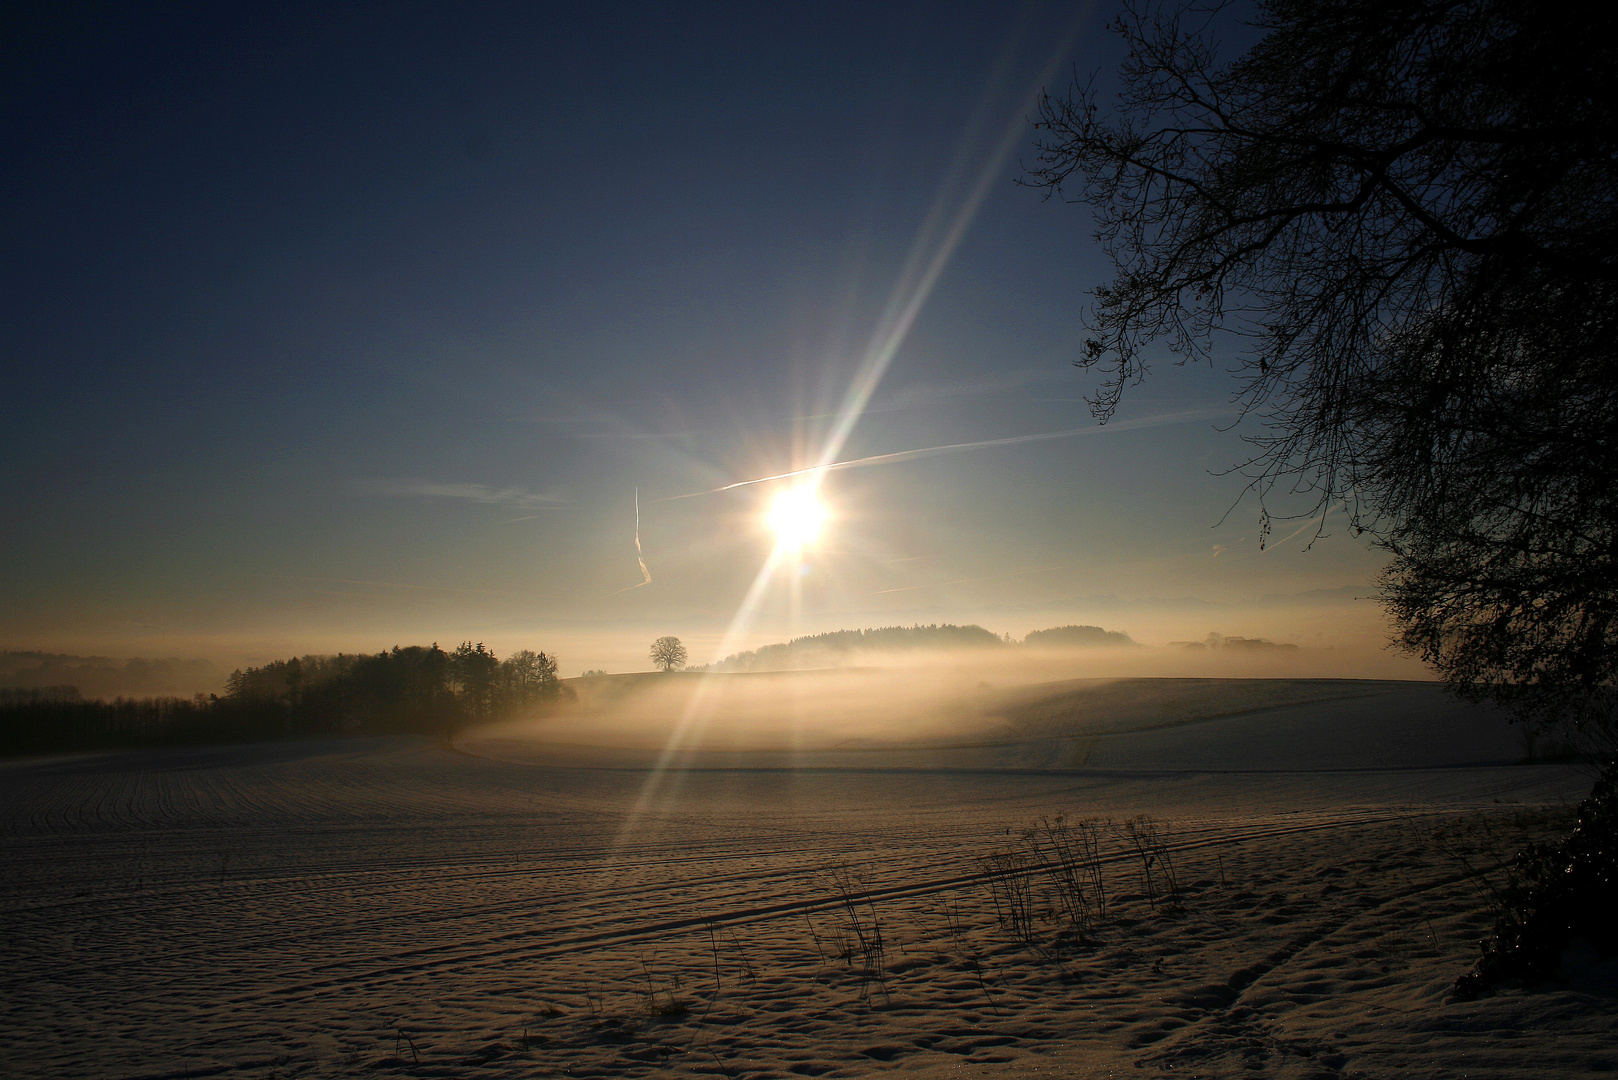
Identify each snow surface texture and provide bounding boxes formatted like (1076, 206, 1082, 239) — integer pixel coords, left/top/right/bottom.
(2, 678, 1612, 1079)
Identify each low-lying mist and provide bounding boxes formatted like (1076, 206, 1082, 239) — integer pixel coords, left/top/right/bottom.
(475, 642, 1431, 754)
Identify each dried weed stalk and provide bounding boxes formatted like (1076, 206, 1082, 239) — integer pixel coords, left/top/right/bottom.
(1124, 816, 1181, 913)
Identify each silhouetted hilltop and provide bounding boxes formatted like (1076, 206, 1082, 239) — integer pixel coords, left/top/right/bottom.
(1023, 624, 1136, 648)
(703, 624, 1007, 672)
(1165, 632, 1299, 653)
(701, 622, 1159, 672)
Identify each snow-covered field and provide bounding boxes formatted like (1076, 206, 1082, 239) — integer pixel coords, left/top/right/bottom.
(2, 677, 1611, 1079)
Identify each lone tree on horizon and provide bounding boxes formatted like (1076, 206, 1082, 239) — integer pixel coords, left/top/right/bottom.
(649, 636, 688, 672)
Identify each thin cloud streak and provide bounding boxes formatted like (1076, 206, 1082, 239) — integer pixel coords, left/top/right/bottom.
(669, 408, 1228, 499)
(609, 488, 654, 595)
(1265, 505, 1345, 551)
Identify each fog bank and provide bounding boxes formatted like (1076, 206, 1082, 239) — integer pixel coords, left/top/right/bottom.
(478, 643, 1435, 755)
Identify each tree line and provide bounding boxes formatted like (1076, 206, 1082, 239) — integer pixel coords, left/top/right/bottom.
(0, 642, 567, 757)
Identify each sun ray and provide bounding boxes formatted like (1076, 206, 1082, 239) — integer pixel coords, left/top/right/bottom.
(605, 12, 1092, 869)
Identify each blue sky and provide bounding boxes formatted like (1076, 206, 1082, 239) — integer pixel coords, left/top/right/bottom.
(3, 1, 1398, 673)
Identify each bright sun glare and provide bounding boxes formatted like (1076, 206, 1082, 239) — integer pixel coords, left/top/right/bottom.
(765, 486, 829, 550)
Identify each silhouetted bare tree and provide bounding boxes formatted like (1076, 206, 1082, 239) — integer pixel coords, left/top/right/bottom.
(649, 636, 688, 672)
(1027, 0, 1618, 739)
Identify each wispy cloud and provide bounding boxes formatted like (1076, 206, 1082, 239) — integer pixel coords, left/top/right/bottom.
(364, 479, 565, 510)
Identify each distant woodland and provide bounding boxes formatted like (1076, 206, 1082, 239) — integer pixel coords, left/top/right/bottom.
(0, 651, 220, 699)
(1, 624, 1304, 756)
(0, 642, 565, 757)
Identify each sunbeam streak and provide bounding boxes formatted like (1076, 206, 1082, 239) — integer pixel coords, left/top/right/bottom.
(608, 543, 795, 843)
(813, 14, 1085, 476)
(608, 8, 1096, 871)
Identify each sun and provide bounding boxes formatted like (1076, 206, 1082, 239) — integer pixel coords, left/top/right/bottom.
(765, 485, 829, 550)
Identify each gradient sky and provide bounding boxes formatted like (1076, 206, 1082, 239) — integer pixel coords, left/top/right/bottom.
(3, 1, 1401, 674)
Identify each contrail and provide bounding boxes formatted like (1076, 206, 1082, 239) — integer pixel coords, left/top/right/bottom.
(1265, 503, 1346, 551)
(610, 487, 654, 594)
(666, 408, 1228, 499)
